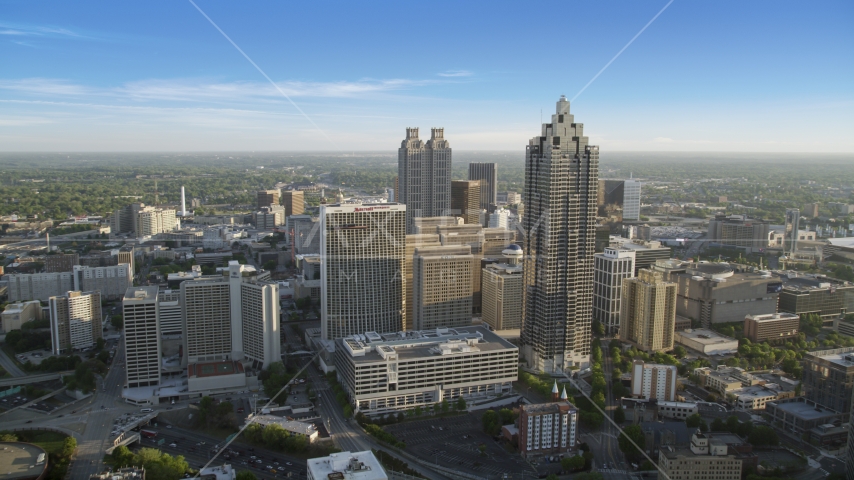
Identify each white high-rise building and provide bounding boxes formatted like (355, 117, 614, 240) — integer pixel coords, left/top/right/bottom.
(240, 281, 281, 368)
(593, 247, 636, 335)
(398, 128, 451, 233)
(157, 290, 182, 336)
(49, 290, 103, 354)
(182, 277, 233, 363)
(521, 96, 598, 373)
(488, 209, 511, 229)
(123, 286, 161, 389)
(622, 179, 642, 221)
(320, 203, 406, 340)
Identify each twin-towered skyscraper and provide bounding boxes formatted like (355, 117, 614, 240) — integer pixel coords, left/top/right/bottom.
(397, 127, 452, 233)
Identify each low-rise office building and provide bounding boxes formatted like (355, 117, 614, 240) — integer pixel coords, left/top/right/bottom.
(764, 397, 847, 435)
(246, 414, 319, 443)
(801, 347, 854, 416)
(0, 300, 42, 333)
(658, 431, 745, 480)
(743, 312, 800, 344)
(676, 329, 739, 355)
(778, 275, 854, 323)
(334, 326, 517, 415)
(672, 263, 779, 327)
(307, 451, 387, 480)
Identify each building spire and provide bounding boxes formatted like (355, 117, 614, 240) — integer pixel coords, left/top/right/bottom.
(560, 386, 568, 400)
(552, 380, 559, 401)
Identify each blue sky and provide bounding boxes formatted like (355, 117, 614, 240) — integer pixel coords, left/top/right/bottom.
(1, 1, 852, 152)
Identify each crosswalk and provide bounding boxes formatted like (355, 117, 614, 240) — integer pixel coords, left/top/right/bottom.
(600, 469, 631, 475)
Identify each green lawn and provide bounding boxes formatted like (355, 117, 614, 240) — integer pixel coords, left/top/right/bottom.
(16, 430, 67, 455)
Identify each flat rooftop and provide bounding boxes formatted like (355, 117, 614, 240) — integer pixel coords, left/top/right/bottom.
(337, 326, 517, 364)
(804, 347, 854, 368)
(769, 400, 841, 420)
(676, 329, 738, 345)
(0, 442, 48, 480)
(188, 360, 244, 378)
(748, 312, 799, 322)
(307, 451, 387, 480)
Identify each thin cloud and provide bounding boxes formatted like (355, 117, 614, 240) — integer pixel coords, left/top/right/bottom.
(0, 22, 83, 38)
(437, 70, 473, 77)
(0, 77, 437, 101)
(653, 137, 675, 143)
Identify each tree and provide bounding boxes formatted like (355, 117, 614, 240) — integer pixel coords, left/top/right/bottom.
(562, 455, 585, 472)
(748, 425, 779, 446)
(686, 413, 708, 432)
(440, 399, 449, 413)
(614, 405, 625, 423)
(111, 445, 135, 468)
(455, 396, 467, 411)
(111, 315, 123, 330)
(482, 410, 500, 435)
(236, 472, 258, 480)
(672, 345, 687, 358)
(618, 424, 646, 460)
(711, 418, 726, 431)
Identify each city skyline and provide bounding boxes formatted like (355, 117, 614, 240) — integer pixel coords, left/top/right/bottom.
(1, 1, 852, 152)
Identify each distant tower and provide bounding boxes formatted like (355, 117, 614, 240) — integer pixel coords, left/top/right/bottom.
(398, 127, 452, 233)
(180, 186, 188, 216)
(468, 163, 498, 210)
(785, 208, 800, 254)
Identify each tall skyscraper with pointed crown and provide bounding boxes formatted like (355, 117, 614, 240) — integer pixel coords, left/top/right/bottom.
(398, 127, 452, 233)
(521, 96, 598, 373)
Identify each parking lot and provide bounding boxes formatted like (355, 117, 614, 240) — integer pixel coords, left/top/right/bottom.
(130, 427, 307, 479)
(383, 412, 536, 479)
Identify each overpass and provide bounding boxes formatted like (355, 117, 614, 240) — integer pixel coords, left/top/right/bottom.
(0, 371, 74, 387)
(105, 432, 140, 455)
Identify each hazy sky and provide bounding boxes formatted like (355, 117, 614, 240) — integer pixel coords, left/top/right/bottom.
(1, 1, 852, 152)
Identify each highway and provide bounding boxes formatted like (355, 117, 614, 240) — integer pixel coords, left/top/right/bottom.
(0, 347, 26, 377)
(67, 337, 131, 479)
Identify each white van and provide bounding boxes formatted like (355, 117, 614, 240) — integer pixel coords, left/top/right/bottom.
(140, 408, 153, 413)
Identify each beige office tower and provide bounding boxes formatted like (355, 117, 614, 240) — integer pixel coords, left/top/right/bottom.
(123, 286, 161, 388)
(620, 269, 677, 353)
(117, 246, 135, 274)
(240, 281, 280, 369)
(182, 277, 233, 363)
(257, 189, 281, 209)
(482, 245, 524, 330)
(451, 180, 481, 225)
(398, 128, 452, 233)
(522, 96, 598, 373)
(320, 203, 406, 340)
(282, 190, 305, 218)
(49, 290, 103, 354)
(405, 234, 441, 330)
(412, 245, 473, 330)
